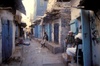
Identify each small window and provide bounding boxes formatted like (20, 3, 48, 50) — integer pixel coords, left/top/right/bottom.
(57, 0, 70, 2)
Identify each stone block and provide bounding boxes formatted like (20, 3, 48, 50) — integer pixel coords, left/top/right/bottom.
(45, 42, 62, 54)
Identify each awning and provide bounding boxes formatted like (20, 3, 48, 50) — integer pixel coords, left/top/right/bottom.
(78, 0, 100, 11)
(33, 19, 41, 25)
(77, 16, 81, 21)
(77, 0, 100, 20)
(0, 0, 26, 15)
(0, 0, 15, 8)
(29, 24, 35, 28)
(20, 23, 27, 28)
(57, 0, 71, 2)
(15, 0, 26, 15)
(43, 9, 60, 23)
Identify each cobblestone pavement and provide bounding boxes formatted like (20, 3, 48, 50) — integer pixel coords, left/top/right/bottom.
(1, 39, 65, 66)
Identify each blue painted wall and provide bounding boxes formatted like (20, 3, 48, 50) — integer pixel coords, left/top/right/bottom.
(70, 19, 78, 35)
(36, 0, 47, 16)
(37, 25, 42, 38)
(34, 25, 42, 38)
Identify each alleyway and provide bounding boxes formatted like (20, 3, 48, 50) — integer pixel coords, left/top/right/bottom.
(1, 39, 65, 66)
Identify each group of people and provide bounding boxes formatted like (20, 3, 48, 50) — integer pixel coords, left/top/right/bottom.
(65, 31, 83, 64)
(41, 31, 83, 64)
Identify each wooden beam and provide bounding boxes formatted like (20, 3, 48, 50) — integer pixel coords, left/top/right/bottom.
(0, 7, 12, 10)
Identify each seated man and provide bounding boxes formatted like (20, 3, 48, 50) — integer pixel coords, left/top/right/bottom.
(66, 32, 82, 62)
(41, 32, 48, 47)
(65, 31, 75, 48)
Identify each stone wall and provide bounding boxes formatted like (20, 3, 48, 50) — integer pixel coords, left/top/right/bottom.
(0, 18, 2, 63)
(60, 8, 71, 51)
(91, 11, 100, 66)
(49, 8, 71, 52)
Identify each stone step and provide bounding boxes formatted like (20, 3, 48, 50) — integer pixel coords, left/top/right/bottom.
(68, 63, 82, 66)
(45, 42, 62, 54)
(43, 63, 65, 66)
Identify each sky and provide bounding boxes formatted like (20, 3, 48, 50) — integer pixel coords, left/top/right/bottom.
(18, 0, 37, 28)
(16, 0, 47, 28)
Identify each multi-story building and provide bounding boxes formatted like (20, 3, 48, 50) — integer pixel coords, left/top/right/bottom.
(33, 0, 48, 38)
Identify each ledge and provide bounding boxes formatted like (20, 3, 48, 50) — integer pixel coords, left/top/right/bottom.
(34, 38, 62, 54)
(45, 42, 62, 54)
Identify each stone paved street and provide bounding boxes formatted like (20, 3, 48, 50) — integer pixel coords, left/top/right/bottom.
(1, 39, 65, 66)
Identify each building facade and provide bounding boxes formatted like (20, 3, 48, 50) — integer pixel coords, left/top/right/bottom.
(40, 0, 71, 53)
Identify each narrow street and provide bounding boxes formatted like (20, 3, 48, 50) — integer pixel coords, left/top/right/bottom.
(1, 39, 65, 66)
(0, 0, 100, 66)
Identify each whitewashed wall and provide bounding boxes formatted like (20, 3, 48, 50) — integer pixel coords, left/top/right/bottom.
(51, 23, 54, 42)
(0, 10, 14, 20)
(71, 0, 80, 20)
(12, 22, 16, 53)
(71, 8, 80, 20)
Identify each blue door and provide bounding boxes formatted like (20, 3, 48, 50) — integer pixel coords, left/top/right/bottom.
(44, 24, 52, 41)
(81, 10, 92, 66)
(34, 25, 38, 38)
(2, 20, 12, 61)
(38, 25, 41, 38)
(54, 23, 59, 43)
(48, 24, 52, 41)
(8, 20, 13, 58)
